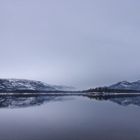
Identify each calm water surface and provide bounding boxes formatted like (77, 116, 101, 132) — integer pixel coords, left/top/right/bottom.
(0, 95, 140, 140)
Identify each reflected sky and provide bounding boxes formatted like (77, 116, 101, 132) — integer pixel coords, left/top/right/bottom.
(0, 96, 140, 140)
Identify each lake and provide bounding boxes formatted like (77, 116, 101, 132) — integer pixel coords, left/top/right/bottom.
(0, 95, 140, 140)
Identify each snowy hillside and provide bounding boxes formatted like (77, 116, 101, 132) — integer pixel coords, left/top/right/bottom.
(0, 79, 57, 92)
(109, 80, 140, 91)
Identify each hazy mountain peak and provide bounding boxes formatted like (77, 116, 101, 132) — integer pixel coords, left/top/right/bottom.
(0, 78, 57, 92)
(133, 80, 140, 83)
(109, 80, 140, 91)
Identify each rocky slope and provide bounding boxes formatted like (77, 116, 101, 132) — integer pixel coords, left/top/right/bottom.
(109, 80, 140, 91)
(0, 79, 57, 92)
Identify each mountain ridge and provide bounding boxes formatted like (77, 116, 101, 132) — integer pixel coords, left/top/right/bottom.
(0, 78, 57, 92)
(109, 80, 140, 91)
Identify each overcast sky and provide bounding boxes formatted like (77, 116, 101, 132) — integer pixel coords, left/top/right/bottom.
(0, 0, 140, 89)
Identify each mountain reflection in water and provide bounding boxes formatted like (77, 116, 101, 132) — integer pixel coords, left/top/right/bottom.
(0, 95, 74, 108)
(0, 93, 140, 108)
(87, 95, 140, 107)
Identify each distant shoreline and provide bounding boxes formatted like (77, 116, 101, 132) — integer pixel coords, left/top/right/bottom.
(0, 92, 140, 99)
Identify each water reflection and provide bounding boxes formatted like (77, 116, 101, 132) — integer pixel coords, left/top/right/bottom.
(87, 95, 140, 106)
(0, 94, 139, 140)
(0, 95, 73, 108)
(110, 96, 140, 106)
(0, 94, 140, 108)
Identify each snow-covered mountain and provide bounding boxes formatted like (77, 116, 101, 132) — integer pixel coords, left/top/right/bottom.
(109, 80, 140, 91)
(0, 79, 57, 92)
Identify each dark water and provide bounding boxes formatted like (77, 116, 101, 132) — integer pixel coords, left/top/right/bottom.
(0, 95, 140, 140)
